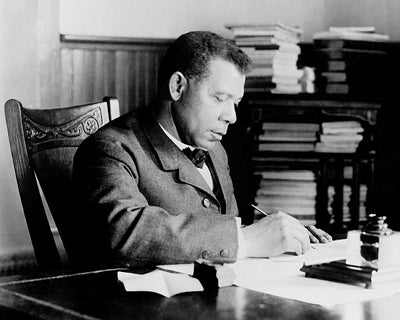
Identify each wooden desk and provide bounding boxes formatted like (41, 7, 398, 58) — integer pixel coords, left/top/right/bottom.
(0, 268, 399, 320)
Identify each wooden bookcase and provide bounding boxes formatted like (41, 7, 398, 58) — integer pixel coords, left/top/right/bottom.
(226, 93, 383, 232)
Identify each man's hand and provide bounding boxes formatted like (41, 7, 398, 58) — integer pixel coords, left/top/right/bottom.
(306, 225, 332, 243)
(242, 211, 311, 257)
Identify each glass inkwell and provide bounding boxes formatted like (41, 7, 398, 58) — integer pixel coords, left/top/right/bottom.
(301, 214, 400, 288)
(347, 213, 400, 270)
(359, 214, 392, 268)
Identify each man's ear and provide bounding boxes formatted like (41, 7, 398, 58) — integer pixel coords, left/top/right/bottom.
(169, 72, 187, 101)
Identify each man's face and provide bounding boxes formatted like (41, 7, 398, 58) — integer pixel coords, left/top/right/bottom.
(173, 59, 245, 151)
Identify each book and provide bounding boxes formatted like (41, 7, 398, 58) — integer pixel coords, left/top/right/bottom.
(313, 30, 389, 42)
(259, 130, 317, 141)
(320, 120, 364, 135)
(322, 120, 362, 128)
(269, 40, 301, 53)
(319, 81, 385, 95)
(262, 122, 320, 132)
(320, 72, 347, 82)
(248, 67, 274, 77)
(255, 169, 316, 181)
(314, 47, 387, 60)
(322, 126, 364, 135)
(235, 33, 300, 45)
(320, 60, 346, 71)
(259, 136, 317, 142)
(319, 133, 363, 143)
(324, 83, 349, 94)
(256, 188, 317, 198)
(255, 196, 316, 206)
(272, 75, 302, 85)
(317, 63, 387, 80)
(315, 142, 358, 153)
(272, 68, 303, 79)
(271, 83, 302, 94)
(258, 142, 315, 152)
(314, 38, 390, 50)
(238, 42, 301, 53)
(316, 59, 384, 75)
(243, 48, 300, 61)
(329, 26, 376, 33)
(258, 179, 317, 190)
(226, 22, 302, 37)
(321, 120, 362, 130)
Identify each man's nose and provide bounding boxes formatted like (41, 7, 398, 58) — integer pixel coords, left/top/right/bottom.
(220, 101, 237, 124)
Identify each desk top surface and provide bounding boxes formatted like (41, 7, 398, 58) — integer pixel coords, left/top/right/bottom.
(0, 268, 398, 320)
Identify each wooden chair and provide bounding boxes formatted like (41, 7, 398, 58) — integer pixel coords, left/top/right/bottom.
(5, 97, 120, 270)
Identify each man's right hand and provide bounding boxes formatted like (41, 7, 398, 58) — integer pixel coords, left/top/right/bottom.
(241, 211, 311, 257)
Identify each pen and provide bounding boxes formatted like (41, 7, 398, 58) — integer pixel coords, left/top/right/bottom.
(251, 204, 271, 216)
(251, 204, 320, 250)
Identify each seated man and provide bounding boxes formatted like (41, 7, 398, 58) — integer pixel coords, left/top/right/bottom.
(73, 31, 331, 268)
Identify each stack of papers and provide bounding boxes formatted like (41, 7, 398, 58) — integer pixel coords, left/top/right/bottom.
(119, 240, 400, 306)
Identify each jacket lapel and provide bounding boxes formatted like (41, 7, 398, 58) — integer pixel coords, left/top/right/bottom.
(138, 108, 216, 199)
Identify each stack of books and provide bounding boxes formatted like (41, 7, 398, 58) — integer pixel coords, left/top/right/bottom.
(226, 23, 304, 93)
(254, 169, 317, 225)
(312, 26, 389, 95)
(328, 182, 367, 226)
(315, 121, 364, 153)
(258, 122, 319, 152)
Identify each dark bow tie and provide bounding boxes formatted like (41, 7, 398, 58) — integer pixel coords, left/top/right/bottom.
(182, 148, 208, 169)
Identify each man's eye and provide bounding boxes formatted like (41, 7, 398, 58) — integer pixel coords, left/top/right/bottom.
(215, 96, 224, 103)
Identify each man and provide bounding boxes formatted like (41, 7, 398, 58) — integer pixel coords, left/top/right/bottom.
(73, 31, 330, 268)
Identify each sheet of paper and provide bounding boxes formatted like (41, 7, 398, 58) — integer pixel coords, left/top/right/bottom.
(156, 240, 400, 306)
(232, 260, 400, 307)
(269, 239, 348, 264)
(118, 270, 203, 297)
(157, 263, 194, 275)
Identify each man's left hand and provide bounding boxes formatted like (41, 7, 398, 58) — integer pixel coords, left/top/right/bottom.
(306, 225, 332, 243)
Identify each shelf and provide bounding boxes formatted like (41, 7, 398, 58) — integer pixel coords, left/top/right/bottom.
(237, 94, 382, 231)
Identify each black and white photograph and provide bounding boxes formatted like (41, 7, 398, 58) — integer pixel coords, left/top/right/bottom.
(1, 0, 400, 319)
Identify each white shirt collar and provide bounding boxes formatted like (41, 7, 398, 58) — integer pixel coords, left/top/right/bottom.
(158, 123, 195, 151)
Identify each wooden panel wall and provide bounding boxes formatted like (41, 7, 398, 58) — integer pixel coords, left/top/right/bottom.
(60, 35, 173, 114)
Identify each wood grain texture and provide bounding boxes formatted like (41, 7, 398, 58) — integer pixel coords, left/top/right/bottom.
(60, 36, 171, 114)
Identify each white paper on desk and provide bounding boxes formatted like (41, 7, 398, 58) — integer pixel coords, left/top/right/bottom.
(269, 239, 348, 264)
(232, 261, 400, 307)
(157, 263, 194, 275)
(155, 240, 400, 306)
(231, 239, 400, 307)
(118, 270, 203, 297)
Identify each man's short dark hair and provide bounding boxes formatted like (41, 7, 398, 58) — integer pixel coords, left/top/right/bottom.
(158, 31, 252, 85)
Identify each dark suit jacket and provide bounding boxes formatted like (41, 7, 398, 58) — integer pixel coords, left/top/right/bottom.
(73, 107, 239, 267)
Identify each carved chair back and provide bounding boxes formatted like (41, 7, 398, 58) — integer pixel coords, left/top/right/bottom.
(5, 97, 120, 270)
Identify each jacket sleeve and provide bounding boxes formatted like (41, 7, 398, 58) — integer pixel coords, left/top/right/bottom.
(72, 135, 239, 267)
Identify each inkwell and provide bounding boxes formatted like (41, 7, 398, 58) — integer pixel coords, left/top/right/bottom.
(301, 214, 400, 288)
